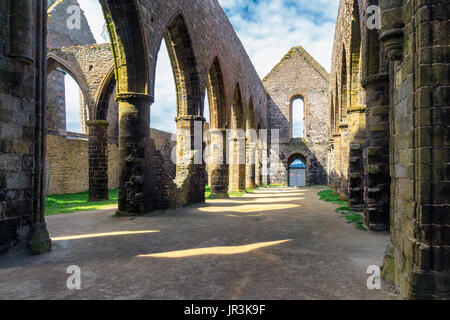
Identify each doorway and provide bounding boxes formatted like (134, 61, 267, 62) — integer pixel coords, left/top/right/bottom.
(289, 158, 306, 187)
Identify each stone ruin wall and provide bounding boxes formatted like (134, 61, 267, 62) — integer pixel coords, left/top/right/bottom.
(0, 1, 48, 253)
(46, 129, 176, 195)
(330, 0, 450, 299)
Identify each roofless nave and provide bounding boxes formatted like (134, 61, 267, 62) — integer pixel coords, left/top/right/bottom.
(0, 0, 448, 300)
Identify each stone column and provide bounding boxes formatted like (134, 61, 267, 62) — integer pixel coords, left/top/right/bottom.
(245, 142, 256, 190)
(362, 74, 390, 231)
(8, 0, 33, 64)
(338, 123, 349, 200)
(174, 115, 205, 205)
(347, 110, 366, 212)
(116, 93, 152, 216)
(228, 134, 246, 193)
(87, 120, 109, 202)
(255, 146, 262, 187)
(29, 0, 51, 254)
(209, 128, 229, 198)
(261, 146, 269, 186)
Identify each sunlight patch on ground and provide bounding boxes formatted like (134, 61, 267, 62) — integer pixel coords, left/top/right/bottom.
(52, 230, 160, 241)
(243, 192, 307, 198)
(224, 214, 265, 218)
(137, 239, 293, 258)
(208, 197, 304, 204)
(198, 203, 300, 213)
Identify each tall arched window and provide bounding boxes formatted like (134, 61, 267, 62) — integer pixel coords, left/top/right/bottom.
(291, 97, 305, 139)
(204, 88, 210, 124)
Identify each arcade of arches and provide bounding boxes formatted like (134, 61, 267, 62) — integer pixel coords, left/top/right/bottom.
(0, 0, 449, 299)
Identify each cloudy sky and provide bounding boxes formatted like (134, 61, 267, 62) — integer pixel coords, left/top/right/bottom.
(65, 0, 338, 133)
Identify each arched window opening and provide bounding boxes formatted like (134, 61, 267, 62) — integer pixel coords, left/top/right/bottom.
(204, 88, 212, 187)
(291, 97, 305, 139)
(340, 49, 348, 121)
(46, 68, 86, 135)
(65, 73, 84, 134)
(204, 88, 211, 125)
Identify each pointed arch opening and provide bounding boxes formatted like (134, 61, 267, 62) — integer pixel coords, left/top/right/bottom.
(246, 98, 257, 189)
(340, 48, 348, 122)
(46, 57, 91, 135)
(164, 14, 202, 118)
(350, 0, 362, 111)
(205, 57, 229, 197)
(229, 84, 246, 193)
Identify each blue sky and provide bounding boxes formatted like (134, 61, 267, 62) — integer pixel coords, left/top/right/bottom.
(65, 0, 338, 133)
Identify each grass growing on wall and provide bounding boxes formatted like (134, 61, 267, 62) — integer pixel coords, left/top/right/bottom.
(45, 190, 119, 216)
(317, 190, 367, 231)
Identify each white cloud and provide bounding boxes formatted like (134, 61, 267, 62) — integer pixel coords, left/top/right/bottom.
(78, 0, 107, 43)
(218, 0, 338, 75)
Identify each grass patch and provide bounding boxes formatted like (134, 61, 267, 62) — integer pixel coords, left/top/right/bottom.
(47, 185, 248, 215)
(228, 191, 245, 197)
(45, 190, 118, 216)
(205, 185, 247, 199)
(317, 190, 367, 231)
(205, 185, 218, 200)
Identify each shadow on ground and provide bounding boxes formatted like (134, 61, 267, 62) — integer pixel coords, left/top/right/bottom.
(0, 186, 399, 300)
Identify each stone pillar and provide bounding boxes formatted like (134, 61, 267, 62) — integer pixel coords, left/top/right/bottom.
(29, 0, 51, 254)
(331, 134, 341, 194)
(362, 74, 390, 231)
(116, 93, 152, 216)
(8, 0, 33, 64)
(209, 128, 229, 198)
(245, 142, 256, 190)
(87, 120, 109, 202)
(174, 115, 205, 205)
(261, 146, 269, 186)
(255, 146, 262, 187)
(338, 123, 349, 200)
(228, 134, 246, 193)
(347, 111, 366, 212)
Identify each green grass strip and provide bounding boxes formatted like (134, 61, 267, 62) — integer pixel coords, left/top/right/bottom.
(45, 189, 118, 216)
(317, 190, 367, 231)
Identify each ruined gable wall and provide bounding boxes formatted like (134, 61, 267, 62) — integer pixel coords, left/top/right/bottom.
(263, 47, 330, 186)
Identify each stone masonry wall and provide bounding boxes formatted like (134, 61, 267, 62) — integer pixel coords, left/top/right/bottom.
(0, 0, 48, 253)
(46, 69, 67, 135)
(330, 0, 450, 299)
(45, 128, 175, 195)
(379, 0, 450, 299)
